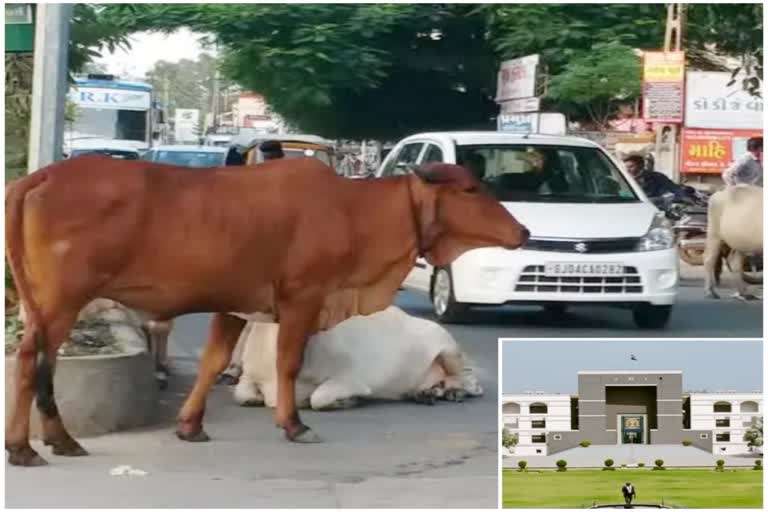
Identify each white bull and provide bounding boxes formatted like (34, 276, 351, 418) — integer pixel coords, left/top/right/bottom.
(232, 306, 483, 410)
(704, 184, 763, 299)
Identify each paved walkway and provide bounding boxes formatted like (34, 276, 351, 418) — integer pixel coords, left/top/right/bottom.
(503, 444, 761, 469)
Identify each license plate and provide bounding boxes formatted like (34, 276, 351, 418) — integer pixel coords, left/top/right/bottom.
(544, 262, 624, 276)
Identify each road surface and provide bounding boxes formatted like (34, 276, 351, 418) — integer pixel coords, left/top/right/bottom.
(6, 271, 760, 507)
(5, 298, 502, 509)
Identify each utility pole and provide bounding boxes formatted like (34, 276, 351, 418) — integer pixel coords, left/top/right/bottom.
(163, 77, 171, 143)
(27, 3, 73, 173)
(210, 69, 220, 133)
(655, 3, 686, 182)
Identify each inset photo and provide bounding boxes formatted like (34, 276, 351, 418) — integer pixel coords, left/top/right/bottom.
(500, 339, 763, 509)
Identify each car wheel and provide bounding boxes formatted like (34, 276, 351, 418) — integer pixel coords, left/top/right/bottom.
(632, 305, 672, 329)
(431, 267, 469, 323)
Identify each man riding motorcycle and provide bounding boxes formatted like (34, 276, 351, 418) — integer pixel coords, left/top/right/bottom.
(623, 154, 698, 203)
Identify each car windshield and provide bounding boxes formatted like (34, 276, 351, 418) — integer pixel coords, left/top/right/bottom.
(147, 150, 225, 168)
(283, 148, 332, 166)
(455, 144, 639, 203)
(70, 149, 139, 159)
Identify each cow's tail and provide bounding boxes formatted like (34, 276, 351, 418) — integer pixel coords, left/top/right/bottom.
(5, 172, 49, 349)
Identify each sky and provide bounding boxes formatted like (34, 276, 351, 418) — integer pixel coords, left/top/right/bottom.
(94, 30, 212, 78)
(502, 339, 763, 394)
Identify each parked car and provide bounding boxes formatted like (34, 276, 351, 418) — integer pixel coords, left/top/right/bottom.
(376, 131, 678, 329)
(142, 145, 228, 168)
(64, 138, 142, 160)
(68, 148, 140, 160)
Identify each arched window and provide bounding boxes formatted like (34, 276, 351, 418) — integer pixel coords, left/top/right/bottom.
(713, 401, 732, 413)
(502, 402, 521, 414)
(740, 401, 759, 413)
(530, 402, 548, 414)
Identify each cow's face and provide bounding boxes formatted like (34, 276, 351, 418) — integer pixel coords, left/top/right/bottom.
(410, 164, 529, 267)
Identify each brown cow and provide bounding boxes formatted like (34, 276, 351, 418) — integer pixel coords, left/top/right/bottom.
(5, 156, 528, 466)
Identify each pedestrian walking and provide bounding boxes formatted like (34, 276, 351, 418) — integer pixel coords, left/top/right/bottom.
(622, 482, 636, 505)
(723, 137, 763, 187)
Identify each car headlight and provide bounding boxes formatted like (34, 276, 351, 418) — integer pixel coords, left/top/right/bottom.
(637, 212, 674, 251)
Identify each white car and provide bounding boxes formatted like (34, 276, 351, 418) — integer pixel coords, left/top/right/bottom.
(375, 131, 678, 329)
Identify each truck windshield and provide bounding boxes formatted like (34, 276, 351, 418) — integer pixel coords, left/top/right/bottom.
(68, 108, 147, 142)
(456, 144, 639, 203)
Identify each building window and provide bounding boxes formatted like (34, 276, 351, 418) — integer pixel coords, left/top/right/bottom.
(715, 418, 730, 427)
(536, 449, 542, 454)
(716, 433, 731, 442)
(529, 402, 548, 414)
(713, 401, 732, 413)
(532, 434, 546, 443)
(531, 419, 546, 429)
(502, 402, 521, 414)
(553, 434, 562, 441)
(740, 401, 759, 413)
(699, 433, 708, 439)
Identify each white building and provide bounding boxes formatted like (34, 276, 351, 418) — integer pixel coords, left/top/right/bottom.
(501, 393, 573, 456)
(503, 373, 762, 456)
(689, 392, 763, 455)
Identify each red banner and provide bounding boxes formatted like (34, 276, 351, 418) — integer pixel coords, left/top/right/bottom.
(680, 128, 763, 174)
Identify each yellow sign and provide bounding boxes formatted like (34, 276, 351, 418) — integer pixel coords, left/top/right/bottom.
(624, 417, 641, 429)
(643, 52, 685, 82)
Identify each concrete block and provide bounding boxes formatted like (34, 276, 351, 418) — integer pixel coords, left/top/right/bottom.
(5, 351, 158, 438)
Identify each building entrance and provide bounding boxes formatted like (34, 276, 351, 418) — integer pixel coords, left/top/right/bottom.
(619, 414, 647, 444)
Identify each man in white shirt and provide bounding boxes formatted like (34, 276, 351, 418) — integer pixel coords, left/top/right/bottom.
(723, 137, 763, 187)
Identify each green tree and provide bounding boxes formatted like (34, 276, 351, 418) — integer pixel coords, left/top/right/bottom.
(95, 3, 763, 136)
(502, 428, 518, 450)
(547, 42, 641, 129)
(743, 417, 763, 450)
(145, 53, 231, 132)
(99, 3, 500, 139)
(69, 4, 134, 74)
(687, 4, 763, 96)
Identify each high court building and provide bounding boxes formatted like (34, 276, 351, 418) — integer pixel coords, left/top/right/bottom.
(502, 371, 763, 456)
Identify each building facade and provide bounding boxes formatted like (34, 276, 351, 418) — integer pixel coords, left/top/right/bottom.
(502, 371, 762, 456)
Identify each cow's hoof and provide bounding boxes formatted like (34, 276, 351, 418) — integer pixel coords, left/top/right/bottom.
(412, 389, 437, 405)
(216, 374, 239, 386)
(239, 398, 264, 407)
(706, 291, 720, 300)
(444, 389, 466, 403)
(7, 446, 48, 467)
(732, 293, 757, 301)
(52, 443, 88, 457)
(286, 426, 323, 444)
(176, 428, 210, 443)
(47, 438, 89, 457)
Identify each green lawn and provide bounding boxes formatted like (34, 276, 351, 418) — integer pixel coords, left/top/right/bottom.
(502, 469, 763, 508)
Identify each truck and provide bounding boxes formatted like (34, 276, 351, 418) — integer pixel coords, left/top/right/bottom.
(173, 108, 201, 144)
(64, 73, 164, 155)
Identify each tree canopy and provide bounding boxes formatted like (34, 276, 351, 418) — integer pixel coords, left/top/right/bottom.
(88, 3, 763, 139)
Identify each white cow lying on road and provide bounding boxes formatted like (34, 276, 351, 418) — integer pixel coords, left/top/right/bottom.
(233, 306, 483, 410)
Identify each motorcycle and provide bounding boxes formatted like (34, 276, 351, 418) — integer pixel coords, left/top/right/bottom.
(652, 191, 709, 266)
